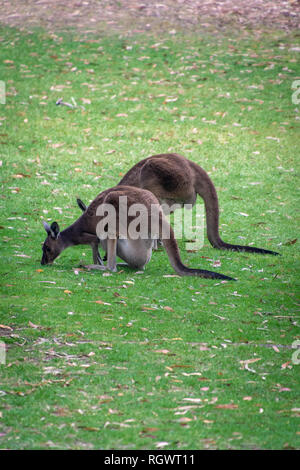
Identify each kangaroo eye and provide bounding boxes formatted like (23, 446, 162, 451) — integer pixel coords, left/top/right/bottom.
(45, 246, 51, 253)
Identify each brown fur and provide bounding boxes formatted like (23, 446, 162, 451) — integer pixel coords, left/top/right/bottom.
(42, 185, 235, 280)
(118, 153, 278, 255)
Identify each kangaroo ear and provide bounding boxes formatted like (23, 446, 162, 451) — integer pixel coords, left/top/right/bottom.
(50, 222, 60, 239)
(43, 221, 51, 235)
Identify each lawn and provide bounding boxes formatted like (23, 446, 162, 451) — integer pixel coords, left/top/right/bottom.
(0, 24, 299, 449)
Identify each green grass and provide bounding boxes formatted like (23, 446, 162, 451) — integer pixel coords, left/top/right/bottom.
(0, 25, 299, 449)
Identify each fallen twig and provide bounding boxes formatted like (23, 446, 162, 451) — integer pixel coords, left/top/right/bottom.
(56, 97, 85, 110)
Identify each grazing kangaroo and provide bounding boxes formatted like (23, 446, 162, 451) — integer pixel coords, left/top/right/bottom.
(118, 153, 279, 255)
(42, 185, 235, 281)
(77, 153, 279, 259)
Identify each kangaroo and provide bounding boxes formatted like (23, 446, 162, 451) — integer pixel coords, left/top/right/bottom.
(41, 185, 235, 281)
(77, 153, 279, 260)
(118, 153, 279, 255)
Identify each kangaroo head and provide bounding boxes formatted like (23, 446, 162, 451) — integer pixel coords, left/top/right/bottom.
(41, 221, 62, 265)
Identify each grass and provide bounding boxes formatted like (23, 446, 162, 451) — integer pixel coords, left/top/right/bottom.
(0, 25, 299, 450)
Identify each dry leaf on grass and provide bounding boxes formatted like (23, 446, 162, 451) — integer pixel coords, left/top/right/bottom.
(215, 403, 238, 409)
(0, 324, 13, 331)
(163, 306, 174, 312)
(155, 441, 169, 449)
(155, 349, 171, 355)
(95, 300, 111, 306)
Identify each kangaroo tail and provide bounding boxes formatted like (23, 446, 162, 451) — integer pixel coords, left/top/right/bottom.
(191, 163, 279, 256)
(160, 213, 235, 281)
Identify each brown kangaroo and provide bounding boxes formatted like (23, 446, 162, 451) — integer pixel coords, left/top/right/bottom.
(42, 185, 235, 281)
(78, 153, 279, 257)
